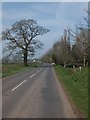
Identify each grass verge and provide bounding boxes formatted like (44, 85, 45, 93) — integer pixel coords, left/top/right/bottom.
(54, 65, 88, 117)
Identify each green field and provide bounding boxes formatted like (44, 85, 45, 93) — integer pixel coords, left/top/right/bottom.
(2, 64, 30, 78)
(2, 63, 40, 78)
(54, 65, 88, 117)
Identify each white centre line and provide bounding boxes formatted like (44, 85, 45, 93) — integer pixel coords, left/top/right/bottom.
(36, 70, 39, 73)
(30, 73, 36, 78)
(11, 80, 27, 92)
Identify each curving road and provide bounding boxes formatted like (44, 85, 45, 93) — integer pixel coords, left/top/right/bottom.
(2, 63, 77, 118)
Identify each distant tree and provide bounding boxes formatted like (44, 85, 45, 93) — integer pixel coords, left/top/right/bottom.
(53, 41, 60, 64)
(41, 49, 53, 63)
(2, 19, 49, 66)
(52, 29, 72, 67)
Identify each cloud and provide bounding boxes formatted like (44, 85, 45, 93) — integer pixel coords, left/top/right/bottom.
(2, 8, 39, 21)
(2, 2, 88, 58)
(56, 3, 87, 22)
(2, 2, 87, 29)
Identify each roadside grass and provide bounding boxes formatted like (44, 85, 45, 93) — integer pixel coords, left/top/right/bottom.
(54, 65, 88, 117)
(2, 63, 40, 78)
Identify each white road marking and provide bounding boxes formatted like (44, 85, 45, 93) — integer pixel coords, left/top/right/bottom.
(11, 68, 43, 92)
(11, 80, 27, 91)
(36, 70, 39, 73)
(29, 69, 43, 78)
(30, 73, 35, 78)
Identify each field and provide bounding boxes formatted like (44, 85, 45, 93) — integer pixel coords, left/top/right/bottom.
(54, 65, 88, 117)
(2, 63, 40, 78)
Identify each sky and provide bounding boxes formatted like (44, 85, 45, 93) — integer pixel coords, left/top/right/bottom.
(2, 2, 88, 58)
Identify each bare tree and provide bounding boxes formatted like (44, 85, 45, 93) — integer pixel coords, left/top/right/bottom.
(2, 19, 49, 66)
(52, 33, 72, 67)
(76, 10, 88, 66)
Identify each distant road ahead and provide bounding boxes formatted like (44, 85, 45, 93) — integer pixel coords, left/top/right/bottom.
(2, 63, 77, 118)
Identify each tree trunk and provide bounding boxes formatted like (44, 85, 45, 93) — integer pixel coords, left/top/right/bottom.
(83, 56, 86, 67)
(64, 63, 66, 68)
(23, 49, 28, 67)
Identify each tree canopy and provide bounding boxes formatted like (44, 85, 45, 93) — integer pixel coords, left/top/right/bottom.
(2, 19, 50, 66)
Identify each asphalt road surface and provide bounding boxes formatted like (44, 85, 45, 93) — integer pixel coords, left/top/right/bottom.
(2, 63, 77, 118)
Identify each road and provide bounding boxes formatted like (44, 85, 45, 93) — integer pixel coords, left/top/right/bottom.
(2, 63, 77, 118)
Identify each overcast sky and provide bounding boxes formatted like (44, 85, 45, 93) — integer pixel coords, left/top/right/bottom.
(2, 2, 88, 58)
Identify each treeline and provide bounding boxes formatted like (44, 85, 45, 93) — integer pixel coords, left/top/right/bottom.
(41, 10, 89, 67)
